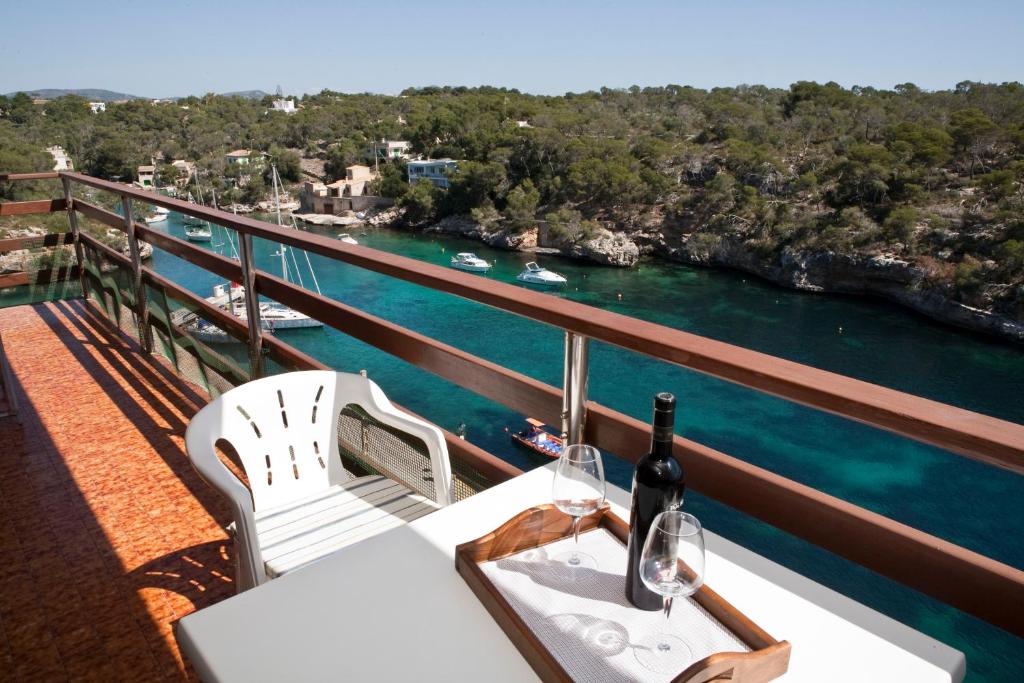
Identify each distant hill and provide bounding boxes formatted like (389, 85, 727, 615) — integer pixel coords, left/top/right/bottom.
(220, 90, 270, 99)
(4, 88, 141, 101)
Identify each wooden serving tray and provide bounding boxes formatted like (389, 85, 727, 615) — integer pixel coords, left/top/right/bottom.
(455, 505, 791, 682)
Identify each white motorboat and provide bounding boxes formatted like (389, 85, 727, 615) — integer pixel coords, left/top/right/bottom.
(451, 252, 492, 273)
(144, 213, 167, 224)
(516, 261, 566, 286)
(155, 206, 170, 215)
(185, 225, 213, 242)
(337, 233, 358, 245)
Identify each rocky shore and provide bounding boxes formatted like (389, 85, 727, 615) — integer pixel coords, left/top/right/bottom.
(389, 210, 1024, 345)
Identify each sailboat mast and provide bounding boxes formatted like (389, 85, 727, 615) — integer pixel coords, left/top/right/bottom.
(271, 163, 288, 283)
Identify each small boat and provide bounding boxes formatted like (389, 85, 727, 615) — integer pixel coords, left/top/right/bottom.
(155, 206, 170, 215)
(516, 262, 566, 286)
(337, 233, 358, 245)
(510, 418, 564, 459)
(144, 213, 167, 224)
(185, 225, 213, 242)
(451, 252, 492, 273)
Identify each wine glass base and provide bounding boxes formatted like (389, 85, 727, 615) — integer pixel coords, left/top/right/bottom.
(634, 634, 693, 674)
(550, 550, 597, 570)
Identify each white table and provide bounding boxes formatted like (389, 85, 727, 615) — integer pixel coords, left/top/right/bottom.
(177, 464, 965, 682)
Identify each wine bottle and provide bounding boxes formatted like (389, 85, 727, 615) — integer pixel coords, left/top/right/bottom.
(625, 392, 686, 610)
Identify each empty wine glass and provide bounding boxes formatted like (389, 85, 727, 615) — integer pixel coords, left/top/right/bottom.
(635, 510, 706, 674)
(551, 444, 606, 569)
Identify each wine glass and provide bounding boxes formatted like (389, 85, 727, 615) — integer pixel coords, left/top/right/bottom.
(551, 444, 606, 569)
(635, 510, 706, 674)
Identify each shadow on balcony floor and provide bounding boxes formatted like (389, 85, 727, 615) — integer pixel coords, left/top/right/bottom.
(0, 299, 237, 681)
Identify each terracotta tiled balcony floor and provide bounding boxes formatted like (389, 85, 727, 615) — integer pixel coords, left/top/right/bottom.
(0, 300, 235, 681)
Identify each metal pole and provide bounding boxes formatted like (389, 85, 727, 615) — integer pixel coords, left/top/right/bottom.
(237, 231, 264, 379)
(568, 335, 590, 445)
(60, 176, 91, 301)
(561, 331, 574, 440)
(120, 194, 153, 353)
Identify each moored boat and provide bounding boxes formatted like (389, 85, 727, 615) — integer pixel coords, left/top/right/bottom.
(185, 225, 213, 241)
(144, 213, 167, 224)
(185, 283, 323, 342)
(516, 261, 566, 286)
(337, 233, 358, 244)
(510, 418, 564, 458)
(451, 252, 492, 273)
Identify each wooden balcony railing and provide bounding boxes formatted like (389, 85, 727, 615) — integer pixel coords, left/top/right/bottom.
(2, 170, 1023, 637)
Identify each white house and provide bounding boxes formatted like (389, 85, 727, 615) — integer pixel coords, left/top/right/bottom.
(407, 159, 458, 189)
(271, 98, 297, 114)
(88, 102, 106, 114)
(170, 159, 195, 185)
(225, 149, 251, 166)
(368, 140, 413, 163)
(46, 145, 73, 171)
(136, 165, 155, 189)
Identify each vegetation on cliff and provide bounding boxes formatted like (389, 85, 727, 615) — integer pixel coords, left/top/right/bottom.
(1, 82, 1022, 323)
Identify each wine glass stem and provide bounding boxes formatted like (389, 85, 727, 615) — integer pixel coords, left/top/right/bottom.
(657, 597, 674, 652)
(568, 515, 582, 564)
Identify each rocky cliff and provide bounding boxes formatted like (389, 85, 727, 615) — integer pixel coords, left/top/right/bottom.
(403, 212, 1024, 345)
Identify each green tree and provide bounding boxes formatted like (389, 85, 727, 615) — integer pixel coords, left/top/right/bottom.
(502, 179, 539, 232)
(885, 123, 953, 166)
(545, 206, 599, 245)
(444, 161, 506, 214)
(948, 108, 998, 177)
(85, 136, 136, 180)
(375, 162, 408, 199)
(324, 140, 361, 181)
(882, 206, 918, 243)
(399, 179, 438, 224)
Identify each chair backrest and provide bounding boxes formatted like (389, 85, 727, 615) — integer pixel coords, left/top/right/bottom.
(186, 370, 453, 512)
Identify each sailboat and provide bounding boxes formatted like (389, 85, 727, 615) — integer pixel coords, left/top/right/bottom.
(183, 181, 213, 241)
(186, 164, 323, 343)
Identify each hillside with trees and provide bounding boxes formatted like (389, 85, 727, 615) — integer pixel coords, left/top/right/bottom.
(1, 82, 1022, 340)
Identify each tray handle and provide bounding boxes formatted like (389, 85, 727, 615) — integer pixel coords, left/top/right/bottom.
(675, 641, 792, 683)
(458, 504, 610, 564)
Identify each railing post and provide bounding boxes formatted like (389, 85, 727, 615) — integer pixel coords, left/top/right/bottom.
(60, 176, 91, 301)
(237, 231, 264, 379)
(120, 194, 153, 353)
(561, 331, 574, 440)
(561, 331, 590, 445)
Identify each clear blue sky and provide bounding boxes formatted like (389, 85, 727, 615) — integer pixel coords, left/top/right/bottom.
(3, 0, 1022, 97)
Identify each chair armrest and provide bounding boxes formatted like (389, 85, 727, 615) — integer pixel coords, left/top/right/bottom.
(357, 382, 455, 506)
(185, 407, 266, 591)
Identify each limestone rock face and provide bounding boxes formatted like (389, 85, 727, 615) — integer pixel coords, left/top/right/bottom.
(484, 227, 537, 250)
(572, 229, 640, 267)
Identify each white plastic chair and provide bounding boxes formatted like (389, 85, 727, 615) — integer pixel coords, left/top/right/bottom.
(185, 370, 454, 591)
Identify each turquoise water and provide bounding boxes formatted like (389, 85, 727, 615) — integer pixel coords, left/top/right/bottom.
(18, 214, 1024, 680)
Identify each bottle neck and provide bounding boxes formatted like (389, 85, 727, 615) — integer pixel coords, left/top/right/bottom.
(649, 431, 674, 459)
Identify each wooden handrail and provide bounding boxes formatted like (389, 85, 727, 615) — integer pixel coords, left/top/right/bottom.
(0, 171, 60, 181)
(7, 171, 1024, 634)
(59, 172, 1024, 473)
(0, 198, 66, 216)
